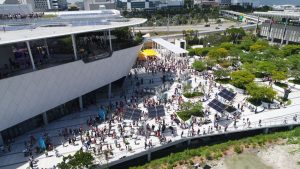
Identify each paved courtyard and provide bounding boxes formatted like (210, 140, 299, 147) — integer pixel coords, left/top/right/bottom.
(1, 52, 300, 169)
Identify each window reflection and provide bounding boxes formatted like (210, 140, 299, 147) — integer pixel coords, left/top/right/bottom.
(0, 43, 33, 80)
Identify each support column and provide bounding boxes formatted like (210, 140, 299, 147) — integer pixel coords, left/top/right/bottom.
(71, 34, 78, 60)
(44, 39, 50, 57)
(79, 96, 83, 111)
(108, 83, 112, 99)
(42, 112, 48, 125)
(286, 40, 289, 45)
(26, 41, 36, 70)
(108, 29, 112, 51)
(0, 132, 3, 145)
(187, 139, 191, 145)
(263, 128, 269, 134)
(132, 26, 135, 37)
(147, 152, 151, 161)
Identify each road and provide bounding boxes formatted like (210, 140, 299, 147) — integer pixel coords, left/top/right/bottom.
(135, 22, 255, 33)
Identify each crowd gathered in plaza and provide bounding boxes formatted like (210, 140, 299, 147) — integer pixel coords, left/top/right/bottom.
(0, 50, 299, 169)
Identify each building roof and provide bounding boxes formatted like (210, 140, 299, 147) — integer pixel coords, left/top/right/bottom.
(253, 11, 300, 19)
(152, 38, 188, 54)
(0, 10, 147, 45)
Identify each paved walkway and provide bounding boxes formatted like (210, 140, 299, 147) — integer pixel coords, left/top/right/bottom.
(1, 55, 300, 169)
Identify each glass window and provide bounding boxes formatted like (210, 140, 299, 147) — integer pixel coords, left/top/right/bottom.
(30, 36, 75, 70)
(111, 27, 143, 51)
(76, 31, 111, 63)
(0, 42, 34, 80)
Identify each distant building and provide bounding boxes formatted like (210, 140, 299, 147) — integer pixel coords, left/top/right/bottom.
(231, 0, 252, 7)
(74, 1, 84, 10)
(253, 11, 300, 20)
(272, 5, 300, 11)
(0, 4, 33, 15)
(117, 0, 183, 11)
(218, 0, 231, 6)
(193, 0, 219, 7)
(84, 0, 116, 10)
(260, 22, 300, 44)
(13, 0, 68, 12)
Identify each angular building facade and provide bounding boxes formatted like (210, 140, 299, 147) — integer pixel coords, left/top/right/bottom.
(0, 10, 146, 144)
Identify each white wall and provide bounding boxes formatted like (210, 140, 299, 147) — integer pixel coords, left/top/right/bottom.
(0, 45, 142, 131)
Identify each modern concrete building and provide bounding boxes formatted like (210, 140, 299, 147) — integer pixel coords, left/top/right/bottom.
(84, 0, 116, 10)
(253, 11, 300, 21)
(117, 0, 183, 11)
(0, 10, 146, 145)
(218, 0, 231, 6)
(0, 4, 33, 15)
(231, 0, 252, 6)
(193, 0, 219, 7)
(260, 22, 300, 44)
(30, 0, 67, 11)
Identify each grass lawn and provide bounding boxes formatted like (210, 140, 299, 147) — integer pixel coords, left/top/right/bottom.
(274, 82, 288, 89)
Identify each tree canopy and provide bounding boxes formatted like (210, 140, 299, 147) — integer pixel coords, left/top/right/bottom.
(208, 48, 228, 61)
(230, 70, 255, 89)
(246, 83, 277, 103)
(57, 150, 94, 169)
(192, 60, 206, 72)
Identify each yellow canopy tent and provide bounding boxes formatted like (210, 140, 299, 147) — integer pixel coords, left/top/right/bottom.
(138, 49, 158, 61)
(142, 49, 158, 57)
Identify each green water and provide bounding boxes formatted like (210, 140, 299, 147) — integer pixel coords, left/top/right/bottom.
(225, 153, 273, 169)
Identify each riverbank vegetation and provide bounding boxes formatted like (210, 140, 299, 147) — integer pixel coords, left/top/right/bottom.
(130, 127, 300, 169)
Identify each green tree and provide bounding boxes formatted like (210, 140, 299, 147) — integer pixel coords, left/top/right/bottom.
(272, 71, 287, 82)
(226, 27, 246, 43)
(281, 44, 300, 56)
(256, 61, 276, 75)
(246, 83, 277, 102)
(287, 55, 300, 70)
(208, 48, 228, 61)
(238, 39, 255, 51)
(192, 60, 206, 72)
(57, 150, 94, 169)
(220, 42, 234, 50)
(250, 40, 269, 52)
(230, 70, 255, 89)
(214, 69, 229, 79)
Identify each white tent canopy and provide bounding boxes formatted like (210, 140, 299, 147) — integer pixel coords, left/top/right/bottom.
(151, 38, 188, 54)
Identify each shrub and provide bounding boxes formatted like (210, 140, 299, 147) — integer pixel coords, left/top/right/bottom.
(183, 92, 204, 98)
(192, 60, 206, 72)
(177, 102, 203, 121)
(204, 151, 212, 160)
(234, 145, 243, 154)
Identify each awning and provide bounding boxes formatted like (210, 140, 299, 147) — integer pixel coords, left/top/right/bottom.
(152, 38, 188, 54)
(141, 49, 158, 57)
